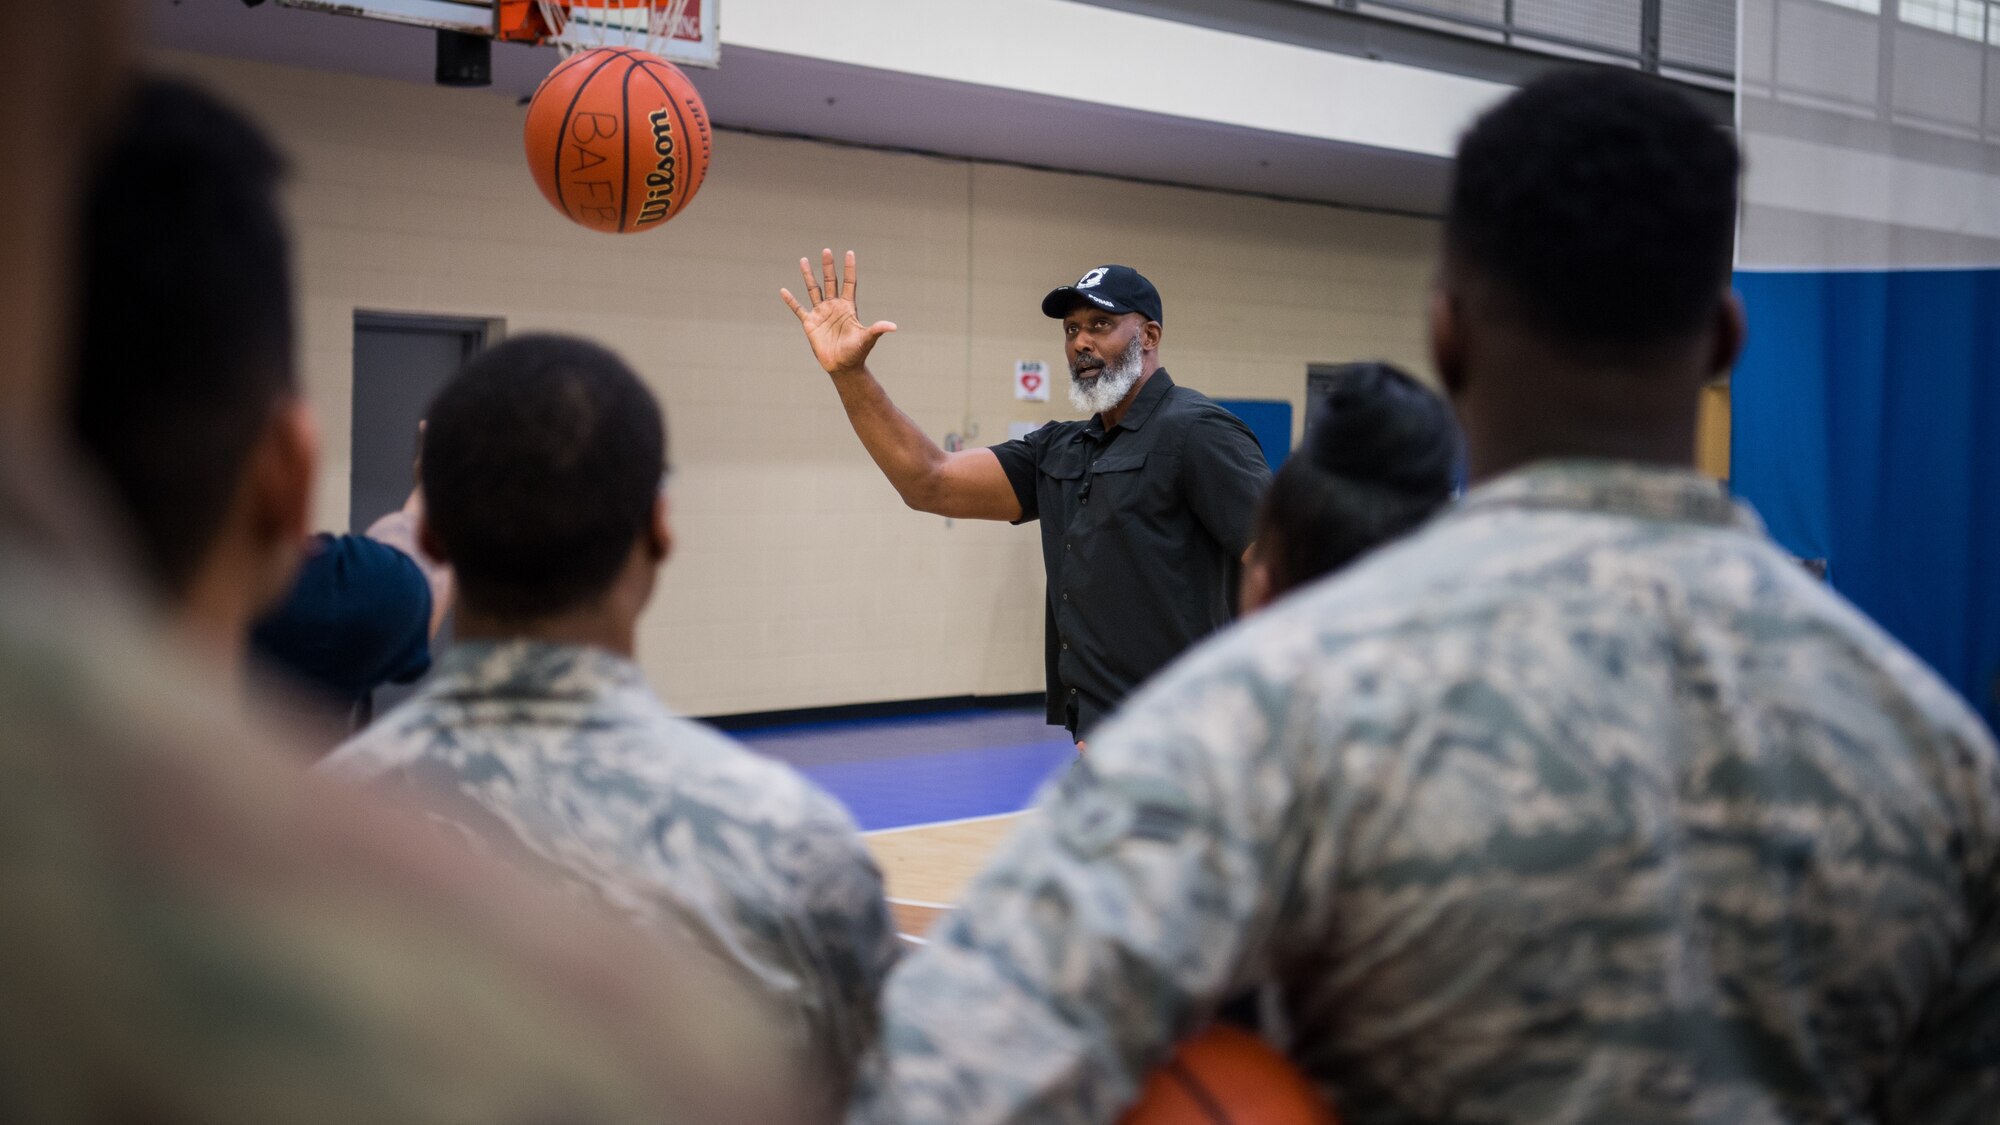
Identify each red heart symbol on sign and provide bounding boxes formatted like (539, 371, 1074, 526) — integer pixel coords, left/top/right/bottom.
(1022, 373, 1043, 392)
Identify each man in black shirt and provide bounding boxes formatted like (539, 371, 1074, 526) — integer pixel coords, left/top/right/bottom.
(783, 252, 1269, 739)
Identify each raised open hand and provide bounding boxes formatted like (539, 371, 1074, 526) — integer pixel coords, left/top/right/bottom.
(780, 249, 898, 376)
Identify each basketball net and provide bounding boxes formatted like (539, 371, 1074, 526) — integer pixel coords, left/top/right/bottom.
(529, 0, 694, 57)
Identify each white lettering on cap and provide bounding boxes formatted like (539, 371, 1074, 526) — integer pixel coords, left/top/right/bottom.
(1076, 267, 1109, 290)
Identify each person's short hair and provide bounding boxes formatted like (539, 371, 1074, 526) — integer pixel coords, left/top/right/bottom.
(421, 334, 666, 619)
(1253, 363, 1458, 596)
(1445, 67, 1740, 358)
(70, 78, 296, 599)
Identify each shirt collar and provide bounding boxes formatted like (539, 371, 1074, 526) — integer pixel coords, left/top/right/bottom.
(1083, 368, 1175, 438)
(427, 638, 649, 705)
(1457, 459, 1765, 534)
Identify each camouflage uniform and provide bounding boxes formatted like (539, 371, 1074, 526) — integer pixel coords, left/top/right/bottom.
(0, 532, 806, 1125)
(854, 461, 2000, 1125)
(324, 639, 900, 1096)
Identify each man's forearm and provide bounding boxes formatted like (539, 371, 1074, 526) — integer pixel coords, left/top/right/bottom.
(365, 503, 454, 638)
(828, 366, 949, 511)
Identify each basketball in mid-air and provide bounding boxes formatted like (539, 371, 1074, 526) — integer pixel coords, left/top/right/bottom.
(523, 46, 712, 234)
(1119, 1025, 1340, 1125)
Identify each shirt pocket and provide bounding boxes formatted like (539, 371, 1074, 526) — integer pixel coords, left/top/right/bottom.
(1083, 452, 1160, 523)
(1038, 447, 1088, 483)
(1036, 447, 1087, 528)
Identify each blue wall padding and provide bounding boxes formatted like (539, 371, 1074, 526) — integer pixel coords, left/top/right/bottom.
(1216, 398, 1294, 470)
(1733, 268, 2000, 732)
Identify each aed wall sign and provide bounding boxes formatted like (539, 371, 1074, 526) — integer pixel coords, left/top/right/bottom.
(1015, 360, 1051, 402)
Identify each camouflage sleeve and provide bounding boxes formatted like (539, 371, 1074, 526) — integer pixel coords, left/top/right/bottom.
(788, 786, 901, 1078)
(850, 656, 1319, 1125)
(1878, 725, 2000, 1122)
(1877, 884, 2000, 1121)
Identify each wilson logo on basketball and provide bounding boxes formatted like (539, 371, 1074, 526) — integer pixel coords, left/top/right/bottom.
(637, 108, 678, 227)
(523, 47, 711, 234)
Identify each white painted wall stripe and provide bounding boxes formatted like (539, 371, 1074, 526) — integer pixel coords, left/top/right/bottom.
(723, 0, 1510, 158)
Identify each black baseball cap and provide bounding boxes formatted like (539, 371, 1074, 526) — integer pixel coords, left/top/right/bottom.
(1041, 265, 1164, 325)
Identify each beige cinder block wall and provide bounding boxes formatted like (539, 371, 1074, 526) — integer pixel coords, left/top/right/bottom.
(158, 50, 1441, 717)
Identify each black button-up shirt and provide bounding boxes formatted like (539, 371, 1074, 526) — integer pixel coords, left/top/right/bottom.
(992, 370, 1271, 736)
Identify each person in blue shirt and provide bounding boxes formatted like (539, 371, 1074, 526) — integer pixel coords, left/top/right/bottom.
(253, 476, 454, 717)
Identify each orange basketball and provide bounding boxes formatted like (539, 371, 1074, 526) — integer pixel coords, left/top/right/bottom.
(1120, 1026, 1340, 1125)
(523, 47, 712, 234)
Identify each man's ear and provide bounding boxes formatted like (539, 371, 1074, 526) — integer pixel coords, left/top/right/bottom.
(1429, 287, 1468, 399)
(416, 506, 450, 565)
(236, 396, 318, 611)
(1239, 546, 1276, 616)
(1142, 320, 1162, 353)
(256, 397, 318, 549)
(1710, 289, 1747, 379)
(647, 490, 672, 565)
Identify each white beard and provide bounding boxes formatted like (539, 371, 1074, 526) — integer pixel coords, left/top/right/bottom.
(1068, 334, 1145, 416)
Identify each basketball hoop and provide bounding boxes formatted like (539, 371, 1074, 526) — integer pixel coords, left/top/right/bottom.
(496, 0, 695, 56)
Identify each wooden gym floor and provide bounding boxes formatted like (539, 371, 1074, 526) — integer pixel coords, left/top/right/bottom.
(734, 706, 1072, 942)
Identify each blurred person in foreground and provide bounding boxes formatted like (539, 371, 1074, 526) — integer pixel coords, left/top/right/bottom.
(851, 68, 2000, 1125)
(2, 55, 804, 1125)
(322, 333, 897, 1113)
(1238, 362, 1459, 615)
(69, 78, 450, 722)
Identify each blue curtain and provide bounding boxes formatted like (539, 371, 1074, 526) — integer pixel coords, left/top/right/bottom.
(1733, 268, 2000, 732)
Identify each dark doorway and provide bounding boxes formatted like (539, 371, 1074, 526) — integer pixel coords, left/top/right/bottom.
(350, 312, 494, 718)
(351, 313, 490, 530)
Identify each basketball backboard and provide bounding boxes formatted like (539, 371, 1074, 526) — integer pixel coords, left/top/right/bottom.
(273, 0, 720, 68)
